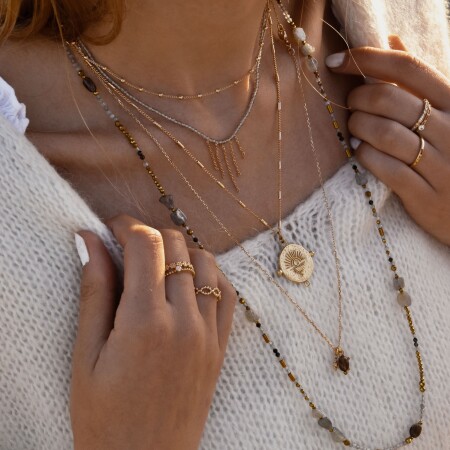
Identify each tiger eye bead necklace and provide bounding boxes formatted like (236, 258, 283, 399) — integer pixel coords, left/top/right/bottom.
(65, 2, 426, 446)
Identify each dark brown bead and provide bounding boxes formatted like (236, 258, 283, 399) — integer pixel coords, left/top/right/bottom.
(82, 77, 97, 93)
(338, 355, 350, 373)
(410, 423, 422, 438)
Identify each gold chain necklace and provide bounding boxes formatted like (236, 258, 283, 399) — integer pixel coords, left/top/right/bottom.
(70, 18, 320, 288)
(72, 7, 269, 192)
(80, 48, 257, 101)
(68, 10, 347, 365)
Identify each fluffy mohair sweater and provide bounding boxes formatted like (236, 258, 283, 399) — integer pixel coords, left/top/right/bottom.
(1, 1, 449, 449)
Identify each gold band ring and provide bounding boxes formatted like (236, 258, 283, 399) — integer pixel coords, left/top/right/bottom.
(165, 261, 195, 277)
(194, 286, 222, 302)
(410, 136, 425, 169)
(411, 99, 432, 133)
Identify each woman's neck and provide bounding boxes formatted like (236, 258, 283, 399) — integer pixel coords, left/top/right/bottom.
(84, 0, 327, 96)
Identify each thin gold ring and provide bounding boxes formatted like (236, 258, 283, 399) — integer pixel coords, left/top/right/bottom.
(410, 136, 425, 168)
(165, 261, 195, 278)
(411, 99, 432, 133)
(194, 286, 222, 302)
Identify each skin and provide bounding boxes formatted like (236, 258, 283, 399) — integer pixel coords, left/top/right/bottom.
(1, 0, 450, 448)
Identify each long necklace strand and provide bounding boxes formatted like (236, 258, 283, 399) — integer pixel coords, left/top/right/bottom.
(72, 35, 348, 357)
(64, 5, 426, 446)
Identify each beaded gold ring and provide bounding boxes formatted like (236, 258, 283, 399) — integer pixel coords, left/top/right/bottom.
(194, 286, 222, 302)
(410, 99, 432, 133)
(410, 136, 425, 169)
(164, 261, 196, 278)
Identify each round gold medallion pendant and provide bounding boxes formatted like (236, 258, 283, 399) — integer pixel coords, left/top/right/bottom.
(277, 243, 315, 284)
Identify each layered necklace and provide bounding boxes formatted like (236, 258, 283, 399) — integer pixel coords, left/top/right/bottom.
(72, 10, 318, 289)
(65, 2, 426, 447)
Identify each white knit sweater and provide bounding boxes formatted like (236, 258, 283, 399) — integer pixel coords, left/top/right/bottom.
(1, 1, 450, 449)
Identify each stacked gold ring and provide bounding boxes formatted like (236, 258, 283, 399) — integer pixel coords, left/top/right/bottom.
(195, 286, 222, 302)
(165, 261, 196, 277)
(410, 135, 425, 168)
(411, 99, 431, 133)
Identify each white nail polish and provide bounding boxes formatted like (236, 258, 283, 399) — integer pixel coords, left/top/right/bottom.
(325, 52, 346, 68)
(75, 233, 90, 267)
(350, 137, 362, 150)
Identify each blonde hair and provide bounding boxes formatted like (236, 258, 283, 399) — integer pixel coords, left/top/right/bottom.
(0, 0, 124, 44)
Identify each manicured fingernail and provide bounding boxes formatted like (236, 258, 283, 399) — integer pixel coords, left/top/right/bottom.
(350, 137, 362, 150)
(75, 233, 90, 267)
(325, 52, 346, 68)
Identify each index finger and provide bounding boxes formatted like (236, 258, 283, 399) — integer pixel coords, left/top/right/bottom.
(326, 47, 450, 111)
(105, 214, 166, 312)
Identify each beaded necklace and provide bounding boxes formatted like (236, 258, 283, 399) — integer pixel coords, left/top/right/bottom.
(72, 8, 269, 193)
(64, 2, 426, 447)
(70, 17, 349, 364)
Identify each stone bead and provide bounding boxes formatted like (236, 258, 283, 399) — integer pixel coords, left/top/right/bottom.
(306, 57, 319, 72)
(393, 277, 405, 290)
(301, 43, 315, 56)
(82, 77, 97, 93)
(355, 171, 368, 186)
(331, 427, 346, 442)
(159, 195, 175, 210)
(397, 291, 412, 307)
(245, 309, 260, 323)
(293, 27, 307, 43)
(312, 408, 325, 419)
(170, 209, 187, 226)
(410, 423, 422, 438)
(337, 355, 350, 373)
(318, 417, 333, 430)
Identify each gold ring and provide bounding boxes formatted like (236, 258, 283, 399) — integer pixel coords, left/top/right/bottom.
(410, 99, 431, 133)
(194, 286, 222, 302)
(410, 136, 425, 168)
(165, 261, 195, 277)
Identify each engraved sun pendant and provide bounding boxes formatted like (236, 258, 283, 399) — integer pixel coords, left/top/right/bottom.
(277, 243, 314, 284)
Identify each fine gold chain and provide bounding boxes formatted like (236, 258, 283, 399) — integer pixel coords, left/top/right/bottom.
(77, 43, 343, 353)
(271, 4, 344, 345)
(71, 6, 269, 146)
(80, 52, 258, 101)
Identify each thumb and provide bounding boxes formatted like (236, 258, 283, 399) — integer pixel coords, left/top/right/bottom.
(388, 34, 408, 52)
(73, 231, 118, 371)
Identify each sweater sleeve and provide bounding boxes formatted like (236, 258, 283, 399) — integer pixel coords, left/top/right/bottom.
(0, 114, 123, 448)
(0, 76, 29, 134)
(331, 0, 450, 78)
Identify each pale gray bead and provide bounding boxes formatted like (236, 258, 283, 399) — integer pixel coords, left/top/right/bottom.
(306, 57, 319, 72)
(312, 408, 325, 419)
(159, 195, 175, 210)
(301, 43, 315, 56)
(293, 27, 306, 43)
(171, 208, 187, 226)
(331, 427, 346, 442)
(318, 417, 333, 430)
(245, 309, 260, 323)
(393, 277, 405, 290)
(355, 171, 368, 185)
(397, 291, 412, 307)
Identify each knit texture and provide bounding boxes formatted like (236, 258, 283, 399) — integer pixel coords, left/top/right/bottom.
(1, 1, 450, 449)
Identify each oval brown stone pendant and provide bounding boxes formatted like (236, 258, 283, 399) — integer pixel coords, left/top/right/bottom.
(277, 243, 314, 284)
(333, 348, 350, 375)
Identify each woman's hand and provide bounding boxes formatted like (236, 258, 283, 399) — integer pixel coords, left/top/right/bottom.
(326, 37, 450, 245)
(70, 215, 236, 450)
